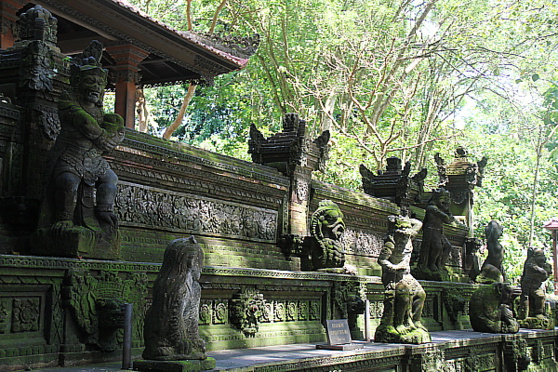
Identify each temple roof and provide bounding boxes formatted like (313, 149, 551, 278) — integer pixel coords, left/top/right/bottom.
(27, 0, 258, 85)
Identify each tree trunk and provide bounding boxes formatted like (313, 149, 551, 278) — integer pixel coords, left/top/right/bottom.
(528, 144, 542, 246)
(136, 88, 149, 133)
(162, 84, 197, 140)
(162, 0, 227, 139)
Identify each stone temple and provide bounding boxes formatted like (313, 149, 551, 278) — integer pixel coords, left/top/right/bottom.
(0, 1, 556, 372)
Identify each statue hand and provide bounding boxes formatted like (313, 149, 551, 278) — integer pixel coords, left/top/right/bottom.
(96, 210, 119, 229)
(94, 130, 119, 152)
(50, 220, 74, 236)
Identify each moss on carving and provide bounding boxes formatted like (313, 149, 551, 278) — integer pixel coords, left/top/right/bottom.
(469, 283, 520, 333)
(230, 289, 266, 336)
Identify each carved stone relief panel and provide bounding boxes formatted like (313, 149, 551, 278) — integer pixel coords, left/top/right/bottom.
(213, 302, 228, 325)
(116, 182, 278, 242)
(274, 301, 286, 322)
(286, 301, 297, 321)
(341, 228, 383, 257)
(0, 298, 9, 334)
(199, 300, 211, 326)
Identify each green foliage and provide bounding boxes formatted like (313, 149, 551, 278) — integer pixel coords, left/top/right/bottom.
(123, 0, 558, 282)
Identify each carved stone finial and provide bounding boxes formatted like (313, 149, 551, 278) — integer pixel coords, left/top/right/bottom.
(360, 157, 427, 210)
(16, 5, 58, 45)
(386, 157, 402, 173)
(248, 113, 330, 176)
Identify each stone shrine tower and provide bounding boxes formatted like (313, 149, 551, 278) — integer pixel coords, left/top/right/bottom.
(435, 147, 487, 236)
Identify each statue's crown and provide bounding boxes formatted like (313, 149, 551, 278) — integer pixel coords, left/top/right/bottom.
(70, 41, 108, 81)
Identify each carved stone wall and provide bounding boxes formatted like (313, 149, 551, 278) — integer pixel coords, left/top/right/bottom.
(104, 130, 292, 267)
(0, 255, 157, 370)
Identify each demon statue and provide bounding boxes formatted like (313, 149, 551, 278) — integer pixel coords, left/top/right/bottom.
(375, 215, 430, 344)
(414, 188, 456, 281)
(31, 41, 125, 259)
(518, 247, 553, 329)
(476, 220, 506, 284)
(307, 200, 347, 272)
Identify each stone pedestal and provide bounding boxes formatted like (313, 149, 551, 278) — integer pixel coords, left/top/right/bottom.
(133, 358, 216, 372)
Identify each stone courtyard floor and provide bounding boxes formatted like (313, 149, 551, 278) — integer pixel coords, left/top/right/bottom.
(20, 329, 557, 372)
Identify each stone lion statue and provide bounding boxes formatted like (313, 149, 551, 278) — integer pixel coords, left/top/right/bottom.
(143, 237, 207, 361)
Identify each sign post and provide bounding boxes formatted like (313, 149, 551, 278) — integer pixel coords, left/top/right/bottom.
(316, 319, 364, 351)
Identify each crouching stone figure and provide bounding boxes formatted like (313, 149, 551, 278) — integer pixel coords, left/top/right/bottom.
(518, 247, 553, 329)
(143, 237, 208, 361)
(469, 282, 520, 333)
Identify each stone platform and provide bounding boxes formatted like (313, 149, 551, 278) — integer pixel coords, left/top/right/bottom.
(35, 328, 558, 372)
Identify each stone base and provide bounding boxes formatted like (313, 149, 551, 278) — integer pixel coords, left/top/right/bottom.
(30, 225, 120, 260)
(317, 267, 346, 274)
(412, 266, 451, 281)
(133, 358, 216, 372)
(519, 316, 555, 330)
(374, 324, 432, 344)
(316, 343, 364, 351)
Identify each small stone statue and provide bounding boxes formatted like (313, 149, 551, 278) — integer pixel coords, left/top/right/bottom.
(32, 41, 125, 259)
(143, 237, 207, 361)
(375, 215, 430, 344)
(469, 282, 520, 333)
(415, 188, 455, 280)
(308, 200, 346, 271)
(476, 220, 506, 283)
(518, 247, 553, 329)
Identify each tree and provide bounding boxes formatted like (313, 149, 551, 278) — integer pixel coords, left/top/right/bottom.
(124, 1, 558, 282)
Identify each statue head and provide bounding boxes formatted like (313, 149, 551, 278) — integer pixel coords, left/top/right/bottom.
(310, 200, 345, 241)
(161, 236, 204, 281)
(495, 282, 520, 305)
(387, 215, 416, 240)
(527, 247, 548, 267)
(485, 220, 503, 241)
(431, 188, 451, 212)
(70, 40, 108, 105)
(70, 63, 108, 104)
